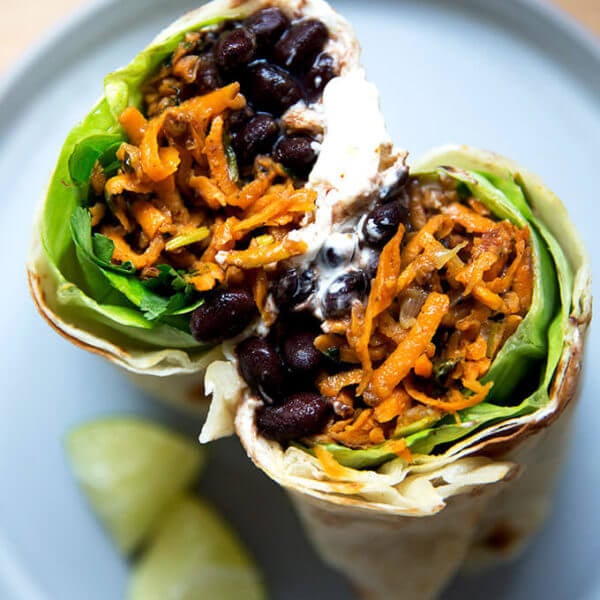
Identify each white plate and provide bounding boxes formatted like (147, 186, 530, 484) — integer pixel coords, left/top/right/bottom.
(1, 0, 598, 598)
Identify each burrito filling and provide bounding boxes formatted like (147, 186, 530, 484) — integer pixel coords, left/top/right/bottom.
(235, 168, 559, 464)
(68, 8, 339, 343)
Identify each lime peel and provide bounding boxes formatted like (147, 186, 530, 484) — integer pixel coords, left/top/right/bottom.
(65, 418, 206, 554)
(128, 494, 266, 600)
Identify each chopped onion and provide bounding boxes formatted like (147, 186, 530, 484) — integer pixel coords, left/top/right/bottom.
(399, 288, 429, 329)
(431, 241, 467, 269)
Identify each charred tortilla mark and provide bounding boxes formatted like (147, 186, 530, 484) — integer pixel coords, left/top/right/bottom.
(482, 523, 522, 553)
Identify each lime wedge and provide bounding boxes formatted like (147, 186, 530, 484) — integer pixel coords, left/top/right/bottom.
(128, 495, 266, 600)
(66, 418, 206, 554)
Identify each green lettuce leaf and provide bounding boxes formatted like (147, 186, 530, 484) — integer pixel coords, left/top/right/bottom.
(306, 443, 401, 470)
(68, 134, 124, 186)
(434, 168, 558, 404)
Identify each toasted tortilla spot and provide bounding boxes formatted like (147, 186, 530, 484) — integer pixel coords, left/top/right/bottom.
(482, 523, 522, 553)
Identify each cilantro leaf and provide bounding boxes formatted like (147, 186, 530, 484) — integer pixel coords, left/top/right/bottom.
(68, 134, 124, 185)
(69, 207, 204, 322)
(92, 233, 116, 263)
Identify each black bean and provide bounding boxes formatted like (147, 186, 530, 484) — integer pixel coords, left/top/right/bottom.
(323, 271, 369, 319)
(228, 106, 255, 132)
(320, 233, 355, 268)
(362, 202, 407, 247)
(283, 331, 322, 374)
(194, 54, 221, 94)
(274, 19, 328, 73)
(321, 246, 346, 268)
(245, 8, 289, 48)
(234, 115, 279, 163)
(274, 268, 317, 308)
(273, 135, 318, 173)
(236, 337, 286, 404)
(305, 52, 336, 96)
(216, 28, 257, 71)
(256, 392, 331, 442)
(190, 289, 258, 343)
(246, 62, 302, 115)
(380, 168, 409, 201)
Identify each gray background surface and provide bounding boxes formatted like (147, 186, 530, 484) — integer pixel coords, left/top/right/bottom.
(0, 0, 598, 598)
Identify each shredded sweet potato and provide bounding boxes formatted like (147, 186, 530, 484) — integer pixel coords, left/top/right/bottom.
(119, 106, 147, 145)
(141, 119, 182, 182)
(186, 262, 224, 292)
(414, 353, 433, 378)
(369, 293, 450, 401)
(404, 377, 493, 412)
(226, 158, 283, 209)
(377, 312, 407, 345)
(104, 174, 155, 196)
(512, 242, 534, 311)
(386, 439, 413, 463)
(330, 408, 379, 448)
(395, 236, 465, 296)
(94, 81, 317, 306)
(455, 304, 492, 333)
(253, 269, 276, 325)
(471, 284, 505, 312)
(487, 234, 526, 294)
(373, 388, 411, 423)
(89, 203, 106, 227)
(130, 199, 173, 239)
(444, 202, 496, 233)
(317, 370, 363, 397)
(204, 115, 238, 195)
(158, 178, 191, 226)
(354, 225, 404, 389)
(232, 188, 316, 236)
(314, 333, 342, 354)
(369, 428, 386, 444)
(314, 446, 349, 478)
(189, 175, 226, 209)
(403, 215, 447, 264)
(101, 226, 165, 270)
(319, 183, 534, 452)
(221, 238, 307, 269)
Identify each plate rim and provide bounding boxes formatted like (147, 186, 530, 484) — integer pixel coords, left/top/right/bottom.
(1, 0, 599, 114)
(1, 1, 599, 598)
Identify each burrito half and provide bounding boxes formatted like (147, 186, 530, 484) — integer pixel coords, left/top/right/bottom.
(202, 145, 591, 598)
(27, 0, 404, 409)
